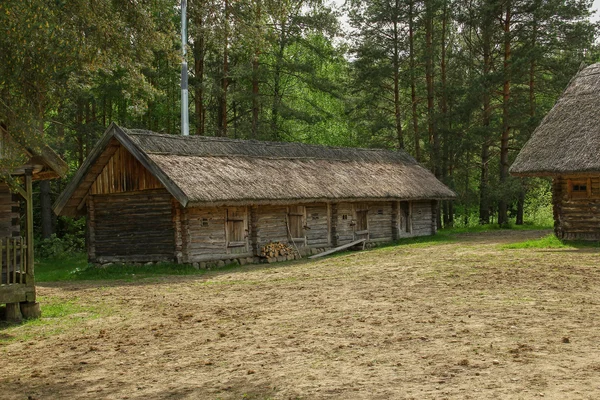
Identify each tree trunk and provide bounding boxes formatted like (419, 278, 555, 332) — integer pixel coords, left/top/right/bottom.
(218, 0, 229, 137)
(40, 180, 53, 239)
(409, 0, 420, 161)
(271, 24, 286, 140)
(425, 0, 438, 177)
(194, 32, 205, 136)
(516, 181, 525, 225)
(479, 7, 493, 225)
(498, 3, 512, 226)
(251, 0, 262, 139)
(440, 1, 449, 228)
(392, 15, 403, 149)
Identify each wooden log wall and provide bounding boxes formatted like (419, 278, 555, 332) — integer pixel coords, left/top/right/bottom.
(553, 176, 600, 240)
(255, 206, 289, 249)
(411, 201, 435, 236)
(367, 202, 393, 241)
(306, 203, 330, 247)
(184, 206, 227, 260)
(91, 189, 175, 263)
(0, 184, 19, 239)
(90, 144, 163, 196)
(335, 203, 356, 245)
(182, 206, 251, 262)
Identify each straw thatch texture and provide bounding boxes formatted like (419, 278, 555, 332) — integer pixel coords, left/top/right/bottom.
(54, 123, 455, 216)
(511, 63, 600, 176)
(124, 129, 456, 206)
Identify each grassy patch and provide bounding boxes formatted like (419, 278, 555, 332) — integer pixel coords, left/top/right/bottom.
(35, 253, 248, 283)
(501, 234, 600, 249)
(0, 295, 106, 343)
(36, 253, 88, 282)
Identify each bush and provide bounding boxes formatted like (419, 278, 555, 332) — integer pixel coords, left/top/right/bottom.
(36, 233, 85, 259)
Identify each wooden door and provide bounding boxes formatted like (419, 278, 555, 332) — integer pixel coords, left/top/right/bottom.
(354, 203, 369, 241)
(400, 201, 411, 234)
(226, 207, 248, 254)
(287, 205, 306, 247)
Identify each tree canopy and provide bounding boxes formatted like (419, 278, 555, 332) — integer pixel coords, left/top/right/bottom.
(1, 0, 598, 239)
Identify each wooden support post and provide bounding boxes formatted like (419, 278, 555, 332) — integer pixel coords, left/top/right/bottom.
(5, 303, 23, 322)
(330, 203, 338, 248)
(20, 301, 41, 319)
(391, 201, 399, 241)
(25, 169, 35, 297)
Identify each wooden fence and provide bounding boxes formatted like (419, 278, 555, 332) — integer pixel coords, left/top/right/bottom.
(0, 237, 27, 285)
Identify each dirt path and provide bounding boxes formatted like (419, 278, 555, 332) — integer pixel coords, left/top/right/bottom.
(2, 229, 600, 399)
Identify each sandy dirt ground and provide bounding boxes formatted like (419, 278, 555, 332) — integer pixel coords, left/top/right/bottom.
(2, 229, 600, 399)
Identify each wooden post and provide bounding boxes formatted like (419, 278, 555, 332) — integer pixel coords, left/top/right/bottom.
(25, 169, 35, 293)
(391, 201, 399, 241)
(5, 303, 22, 322)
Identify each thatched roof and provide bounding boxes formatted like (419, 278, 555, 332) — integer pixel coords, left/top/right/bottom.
(511, 63, 600, 177)
(0, 125, 68, 180)
(54, 123, 455, 216)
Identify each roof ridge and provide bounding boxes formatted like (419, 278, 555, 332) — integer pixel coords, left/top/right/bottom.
(124, 129, 405, 155)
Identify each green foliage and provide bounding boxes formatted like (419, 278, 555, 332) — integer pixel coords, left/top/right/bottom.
(1, 0, 598, 246)
(501, 234, 567, 249)
(35, 233, 85, 260)
(36, 255, 240, 283)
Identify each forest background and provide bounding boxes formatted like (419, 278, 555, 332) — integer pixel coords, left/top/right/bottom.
(0, 0, 599, 255)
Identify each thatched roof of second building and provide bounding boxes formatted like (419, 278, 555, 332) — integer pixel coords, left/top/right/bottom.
(55, 124, 455, 216)
(511, 63, 600, 177)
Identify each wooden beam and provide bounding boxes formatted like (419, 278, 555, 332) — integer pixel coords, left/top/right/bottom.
(308, 239, 367, 259)
(25, 168, 35, 301)
(0, 283, 35, 304)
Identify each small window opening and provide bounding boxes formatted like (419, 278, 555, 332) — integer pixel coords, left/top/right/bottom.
(573, 184, 587, 192)
(342, 214, 348, 220)
(201, 218, 209, 227)
(377, 209, 384, 215)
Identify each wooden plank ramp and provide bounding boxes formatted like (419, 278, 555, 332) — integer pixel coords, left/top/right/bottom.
(308, 239, 366, 259)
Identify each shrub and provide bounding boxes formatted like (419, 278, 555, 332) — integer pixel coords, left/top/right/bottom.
(36, 233, 85, 259)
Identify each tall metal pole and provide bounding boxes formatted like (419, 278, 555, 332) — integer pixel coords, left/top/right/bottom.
(181, 0, 190, 136)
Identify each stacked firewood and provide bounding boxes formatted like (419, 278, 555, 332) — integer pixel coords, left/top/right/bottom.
(260, 242, 295, 258)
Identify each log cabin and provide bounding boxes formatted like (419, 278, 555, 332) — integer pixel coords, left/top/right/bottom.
(54, 123, 456, 265)
(511, 63, 600, 240)
(0, 126, 68, 321)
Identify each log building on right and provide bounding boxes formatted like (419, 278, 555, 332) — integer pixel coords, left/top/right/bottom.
(511, 63, 600, 240)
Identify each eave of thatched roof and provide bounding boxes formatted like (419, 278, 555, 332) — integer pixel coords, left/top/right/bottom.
(510, 63, 600, 177)
(0, 125, 68, 180)
(54, 123, 456, 216)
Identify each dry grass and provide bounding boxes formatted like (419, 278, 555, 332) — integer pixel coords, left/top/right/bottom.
(2, 229, 600, 399)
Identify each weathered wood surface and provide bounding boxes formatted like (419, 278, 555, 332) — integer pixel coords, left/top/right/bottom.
(308, 239, 366, 259)
(0, 237, 26, 285)
(553, 176, 600, 240)
(335, 203, 355, 245)
(0, 184, 19, 238)
(256, 206, 289, 248)
(0, 283, 35, 304)
(92, 189, 175, 262)
(90, 144, 164, 196)
(367, 202, 393, 240)
(306, 203, 330, 247)
(410, 201, 434, 236)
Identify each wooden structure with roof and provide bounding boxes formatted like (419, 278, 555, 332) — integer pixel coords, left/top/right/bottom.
(0, 126, 68, 321)
(55, 123, 455, 265)
(511, 63, 600, 240)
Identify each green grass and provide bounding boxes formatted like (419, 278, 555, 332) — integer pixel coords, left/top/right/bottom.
(35, 254, 252, 283)
(33, 223, 553, 283)
(501, 233, 600, 249)
(0, 295, 106, 343)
